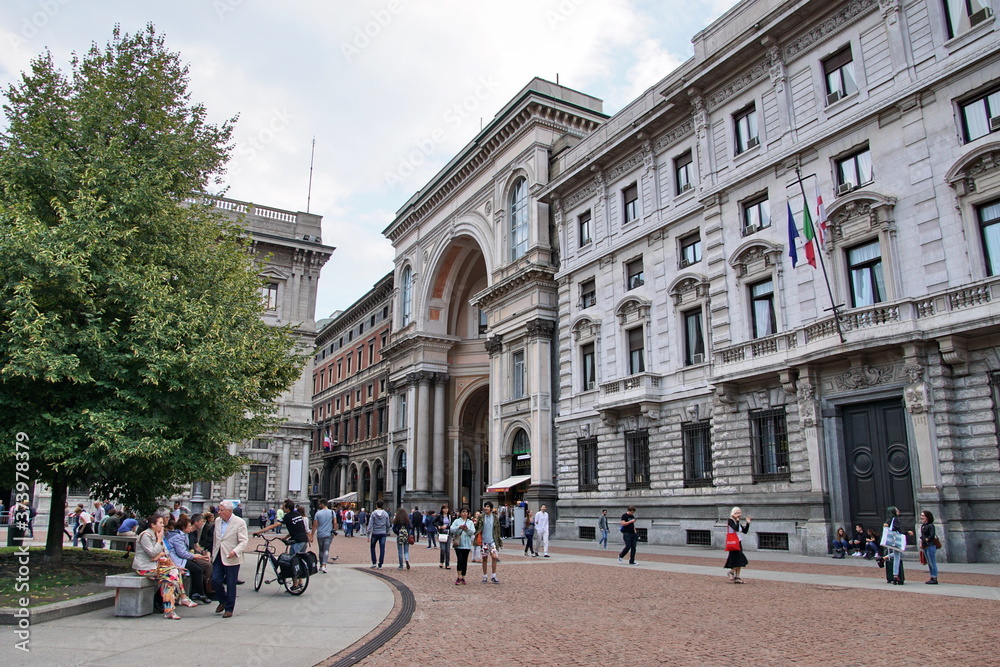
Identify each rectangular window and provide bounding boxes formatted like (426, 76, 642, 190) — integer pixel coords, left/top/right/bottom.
(478, 309, 488, 334)
(836, 147, 873, 191)
(262, 283, 279, 311)
(680, 233, 702, 267)
(734, 105, 759, 154)
(622, 183, 639, 224)
(675, 151, 693, 194)
(580, 278, 597, 308)
(367, 383, 373, 398)
(377, 406, 386, 434)
(337, 360, 342, 381)
(628, 326, 645, 375)
(512, 350, 526, 399)
(944, 0, 994, 39)
(683, 308, 706, 366)
(625, 429, 651, 489)
(368, 341, 375, 365)
(335, 397, 341, 411)
(353, 415, 360, 442)
(396, 393, 407, 429)
(346, 354, 352, 374)
(381, 332, 388, 348)
(743, 195, 771, 234)
(365, 411, 372, 438)
(626, 258, 645, 290)
(683, 420, 713, 486)
(979, 199, 1000, 275)
(847, 240, 885, 307)
(578, 437, 598, 490)
(750, 279, 777, 338)
(581, 342, 596, 391)
(961, 85, 1000, 142)
(750, 408, 790, 481)
(578, 210, 592, 247)
(823, 46, 857, 104)
(247, 465, 268, 501)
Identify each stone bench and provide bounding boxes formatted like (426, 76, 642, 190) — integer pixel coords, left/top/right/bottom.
(105, 573, 157, 617)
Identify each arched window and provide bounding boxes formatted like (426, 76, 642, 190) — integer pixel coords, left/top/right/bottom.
(512, 429, 530, 476)
(510, 178, 528, 261)
(400, 265, 413, 326)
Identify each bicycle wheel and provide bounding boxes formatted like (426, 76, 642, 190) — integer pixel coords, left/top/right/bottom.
(254, 555, 267, 591)
(283, 555, 309, 595)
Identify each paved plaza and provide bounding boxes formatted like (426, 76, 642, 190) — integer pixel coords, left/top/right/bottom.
(4, 530, 999, 666)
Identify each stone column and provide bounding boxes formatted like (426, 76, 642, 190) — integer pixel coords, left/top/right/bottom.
(300, 440, 310, 501)
(279, 441, 291, 500)
(415, 373, 432, 492)
(432, 374, 447, 493)
(450, 428, 461, 507)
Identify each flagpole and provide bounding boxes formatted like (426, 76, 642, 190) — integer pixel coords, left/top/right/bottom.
(795, 167, 846, 344)
(306, 136, 316, 214)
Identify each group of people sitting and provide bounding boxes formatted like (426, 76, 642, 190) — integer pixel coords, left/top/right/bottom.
(830, 524, 880, 559)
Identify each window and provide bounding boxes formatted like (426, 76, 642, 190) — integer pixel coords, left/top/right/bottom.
(367, 383, 373, 398)
(512, 429, 530, 476)
(734, 105, 759, 154)
(961, 86, 1000, 142)
(400, 266, 412, 326)
(353, 415, 360, 442)
(823, 46, 857, 104)
(750, 408, 789, 481)
(247, 465, 268, 501)
(377, 406, 385, 434)
(675, 151, 693, 194)
(337, 359, 342, 380)
(626, 258, 644, 290)
(578, 210, 592, 247)
(743, 195, 770, 234)
(510, 178, 529, 260)
(381, 332, 388, 348)
(683, 420, 713, 486)
(835, 147, 873, 192)
(581, 342, 596, 391)
(580, 278, 597, 308)
(625, 429, 650, 488)
(847, 240, 885, 307)
(627, 326, 645, 374)
(750, 279, 777, 338)
(478, 308, 488, 335)
(346, 353, 352, 374)
(365, 412, 372, 438)
(335, 397, 341, 411)
(680, 233, 701, 267)
(262, 282, 279, 310)
(979, 199, 1000, 275)
(578, 437, 598, 490)
(683, 309, 706, 366)
(396, 392, 407, 429)
(944, 0, 994, 38)
(512, 350, 526, 399)
(622, 183, 639, 224)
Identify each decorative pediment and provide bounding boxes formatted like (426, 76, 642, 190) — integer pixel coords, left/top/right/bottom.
(572, 317, 601, 341)
(824, 190, 896, 248)
(728, 240, 783, 279)
(260, 266, 291, 281)
(946, 142, 1000, 197)
(667, 273, 709, 307)
(615, 296, 651, 325)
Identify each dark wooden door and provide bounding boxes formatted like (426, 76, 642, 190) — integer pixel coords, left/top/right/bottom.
(843, 399, 914, 532)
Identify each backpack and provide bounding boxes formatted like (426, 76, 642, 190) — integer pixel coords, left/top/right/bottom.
(396, 527, 409, 544)
(300, 550, 319, 574)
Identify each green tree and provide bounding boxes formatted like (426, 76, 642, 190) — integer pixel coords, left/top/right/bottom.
(0, 25, 306, 563)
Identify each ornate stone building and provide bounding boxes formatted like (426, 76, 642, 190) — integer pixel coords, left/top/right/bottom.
(310, 272, 393, 509)
(541, 0, 1000, 560)
(381, 79, 607, 512)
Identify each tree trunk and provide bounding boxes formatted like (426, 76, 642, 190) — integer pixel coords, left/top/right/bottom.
(44, 477, 66, 565)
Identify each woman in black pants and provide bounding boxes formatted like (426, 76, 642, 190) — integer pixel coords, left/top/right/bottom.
(523, 509, 539, 557)
(449, 507, 475, 585)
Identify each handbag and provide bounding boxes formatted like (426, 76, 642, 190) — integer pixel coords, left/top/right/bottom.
(474, 532, 482, 547)
(407, 533, 415, 545)
(880, 526, 906, 552)
(933, 537, 942, 549)
(437, 532, 449, 543)
(724, 532, 741, 551)
(919, 549, 927, 565)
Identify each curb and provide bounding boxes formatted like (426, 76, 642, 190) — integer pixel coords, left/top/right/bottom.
(0, 591, 115, 625)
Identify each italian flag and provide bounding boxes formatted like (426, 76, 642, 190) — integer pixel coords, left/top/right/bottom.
(802, 197, 818, 269)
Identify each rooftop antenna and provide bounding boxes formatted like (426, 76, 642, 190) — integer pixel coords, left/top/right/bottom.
(556, 73, 560, 85)
(306, 136, 316, 213)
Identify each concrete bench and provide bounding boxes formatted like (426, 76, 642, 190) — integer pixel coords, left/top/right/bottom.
(82, 534, 137, 550)
(105, 573, 157, 617)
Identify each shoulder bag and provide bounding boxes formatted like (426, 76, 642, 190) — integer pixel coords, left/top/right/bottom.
(724, 532, 741, 551)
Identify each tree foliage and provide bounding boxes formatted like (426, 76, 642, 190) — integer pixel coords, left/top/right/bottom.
(0, 25, 306, 558)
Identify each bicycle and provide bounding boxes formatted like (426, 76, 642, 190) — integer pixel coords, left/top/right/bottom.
(252, 535, 310, 595)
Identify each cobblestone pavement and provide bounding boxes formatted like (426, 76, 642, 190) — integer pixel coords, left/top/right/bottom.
(316, 533, 1000, 667)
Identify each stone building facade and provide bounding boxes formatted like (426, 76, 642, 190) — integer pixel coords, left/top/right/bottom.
(381, 79, 607, 512)
(540, 0, 1000, 561)
(310, 272, 393, 510)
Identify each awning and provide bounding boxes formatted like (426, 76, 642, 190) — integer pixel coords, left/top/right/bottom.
(485, 475, 532, 493)
(330, 492, 357, 503)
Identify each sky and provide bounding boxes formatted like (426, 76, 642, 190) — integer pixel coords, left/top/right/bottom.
(0, 0, 740, 319)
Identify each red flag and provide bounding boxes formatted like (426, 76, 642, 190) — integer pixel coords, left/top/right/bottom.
(815, 182, 827, 247)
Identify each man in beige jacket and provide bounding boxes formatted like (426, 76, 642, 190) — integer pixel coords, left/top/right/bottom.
(211, 500, 249, 618)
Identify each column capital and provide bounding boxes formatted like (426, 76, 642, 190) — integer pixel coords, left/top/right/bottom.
(485, 334, 503, 355)
(526, 318, 556, 340)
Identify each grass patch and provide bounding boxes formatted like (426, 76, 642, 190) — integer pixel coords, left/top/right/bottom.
(0, 547, 133, 607)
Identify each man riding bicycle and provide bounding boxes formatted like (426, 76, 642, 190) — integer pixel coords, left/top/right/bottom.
(255, 499, 311, 589)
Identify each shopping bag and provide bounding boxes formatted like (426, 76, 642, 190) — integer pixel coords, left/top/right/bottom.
(880, 526, 906, 552)
(724, 532, 741, 551)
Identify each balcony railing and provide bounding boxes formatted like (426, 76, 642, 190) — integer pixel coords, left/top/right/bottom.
(596, 372, 663, 411)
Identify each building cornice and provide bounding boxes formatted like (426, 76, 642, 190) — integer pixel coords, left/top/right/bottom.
(470, 265, 559, 311)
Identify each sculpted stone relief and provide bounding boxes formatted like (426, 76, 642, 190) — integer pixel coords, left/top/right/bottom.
(832, 364, 894, 391)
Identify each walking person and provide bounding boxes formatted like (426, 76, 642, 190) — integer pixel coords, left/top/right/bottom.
(425, 509, 438, 548)
(618, 506, 638, 565)
(523, 508, 538, 557)
(724, 506, 751, 583)
(475, 501, 503, 584)
(343, 506, 355, 538)
(884, 506, 913, 585)
(598, 509, 609, 549)
(367, 499, 391, 569)
(357, 508, 368, 537)
(450, 507, 475, 585)
(310, 500, 339, 573)
(434, 504, 453, 569)
(919, 510, 940, 585)
(471, 510, 482, 562)
(535, 504, 551, 557)
(211, 500, 249, 618)
(392, 508, 412, 570)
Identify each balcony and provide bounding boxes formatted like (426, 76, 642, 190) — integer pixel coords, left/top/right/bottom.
(596, 372, 664, 416)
